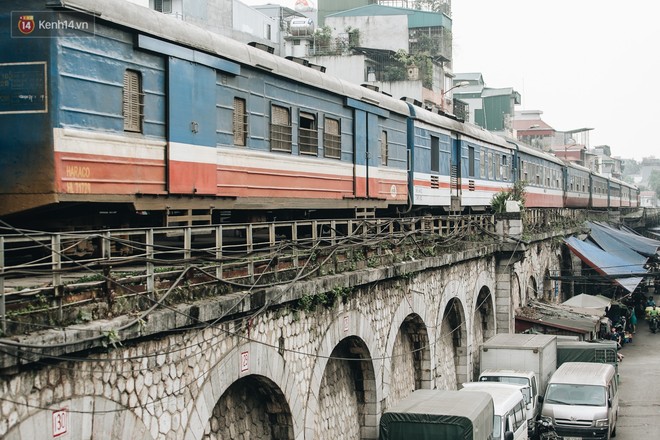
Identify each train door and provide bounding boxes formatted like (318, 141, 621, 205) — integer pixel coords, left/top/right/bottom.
(353, 110, 380, 198)
(450, 136, 462, 211)
(166, 58, 217, 195)
(353, 109, 368, 198)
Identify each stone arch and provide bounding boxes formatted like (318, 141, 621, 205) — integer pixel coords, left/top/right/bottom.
(542, 250, 563, 302)
(382, 290, 435, 408)
(304, 309, 382, 439)
(526, 275, 539, 300)
(436, 294, 468, 390)
(561, 244, 575, 299)
(386, 313, 432, 407)
(203, 374, 294, 439)
(512, 272, 522, 310)
(468, 269, 496, 381)
(184, 341, 302, 440)
(543, 267, 553, 300)
(4, 396, 152, 440)
(472, 285, 495, 380)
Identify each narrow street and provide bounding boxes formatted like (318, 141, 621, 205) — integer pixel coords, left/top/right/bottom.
(614, 306, 660, 438)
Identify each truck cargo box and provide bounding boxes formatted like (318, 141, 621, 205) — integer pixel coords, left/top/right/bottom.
(379, 389, 494, 440)
(480, 334, 557, 394)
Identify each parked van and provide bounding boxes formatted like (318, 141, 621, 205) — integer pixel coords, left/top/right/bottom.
(478, 369, 538, 437)
(541, 362, 618, 439)
(462, 382, 528, 440)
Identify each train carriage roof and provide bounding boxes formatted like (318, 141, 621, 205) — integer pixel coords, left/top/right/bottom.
(608, 176, 636, 188)
(54, 0, 411, 117)
(410, 105, 512, 150)
(564, 160, 592, 173)
(507, 140, 565, 166)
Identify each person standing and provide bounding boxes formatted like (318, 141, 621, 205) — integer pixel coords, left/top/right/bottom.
(630, 309, 637, 333)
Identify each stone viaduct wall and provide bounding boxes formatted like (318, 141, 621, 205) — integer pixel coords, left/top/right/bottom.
(0, 238, 566, 439)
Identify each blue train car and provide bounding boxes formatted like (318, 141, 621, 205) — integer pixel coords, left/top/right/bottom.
(404, 100, 514, 213)
(512, 142, 564, 208)
(591, 173, 609, 208)
(0, 0, 410, 228)
(563, 162, 591, 208)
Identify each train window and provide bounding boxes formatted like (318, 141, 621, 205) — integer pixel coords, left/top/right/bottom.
(468, 146, 475, 177)
(488, 152, 494, 179)
(495, 154, 501, 180)
(480, 150, 486, 178)
(324, 117, 341, 159)
(535, 164, 541, 185)
(380, 131, 388, 166)
(501, 155, 508, 181)
(299, 112, 318, 155)
(123, 70, 143, 133)
(431, 136, 440, 172)
(270, 104, 292, 152)
(233, 98, 247, 146)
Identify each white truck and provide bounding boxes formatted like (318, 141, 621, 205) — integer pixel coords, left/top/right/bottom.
(478, 334, 558, 437)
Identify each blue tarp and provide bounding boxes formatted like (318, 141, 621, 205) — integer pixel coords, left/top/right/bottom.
(587, 223, 648, 266)
(564, 236, 645, 293)
(589, 222, 660, 257)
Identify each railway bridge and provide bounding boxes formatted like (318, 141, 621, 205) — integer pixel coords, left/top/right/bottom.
(0, 209, 658, 439)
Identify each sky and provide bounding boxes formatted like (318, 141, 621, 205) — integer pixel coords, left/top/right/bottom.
(242, 0, 658, 161)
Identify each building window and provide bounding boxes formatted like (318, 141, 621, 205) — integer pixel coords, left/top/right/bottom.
(431, 136, 440, 173)
(233, 97, 247, 146)
(324, 117, 341, 159)
(299, 112, 318, 155)
(468, 146, 475, 177)
(380, 130, 388, 166)
(123, 70, 143, 133)
(154, 0, 172, 13)
(270, 104, 292, 152)
(266, 24, 272, 40)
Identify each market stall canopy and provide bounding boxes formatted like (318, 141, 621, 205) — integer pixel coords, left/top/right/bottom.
(564, 236, 645, 293)
(562, 294, 611, 309)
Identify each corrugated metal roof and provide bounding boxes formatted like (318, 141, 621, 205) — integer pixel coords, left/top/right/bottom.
(327, 4, 452, 30)
(564, 236, 645, 293)
(517, 300, 602, 334)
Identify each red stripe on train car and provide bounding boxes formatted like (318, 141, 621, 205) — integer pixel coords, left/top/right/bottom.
(55, 152, 166, 195)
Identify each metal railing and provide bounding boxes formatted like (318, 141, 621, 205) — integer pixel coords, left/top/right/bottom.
(0, 215, 496, 335)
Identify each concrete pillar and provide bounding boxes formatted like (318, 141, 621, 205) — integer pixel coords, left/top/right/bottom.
(495, 259, 513, 333)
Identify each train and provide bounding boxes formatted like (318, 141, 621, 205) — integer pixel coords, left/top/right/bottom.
(0, 0, 639, 231)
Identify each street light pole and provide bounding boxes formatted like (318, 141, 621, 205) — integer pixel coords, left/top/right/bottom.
(442, 81, 469, 112)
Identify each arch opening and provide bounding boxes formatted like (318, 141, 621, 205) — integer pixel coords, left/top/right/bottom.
(204, 374, 294, 440)
(314, 336, 377, 439)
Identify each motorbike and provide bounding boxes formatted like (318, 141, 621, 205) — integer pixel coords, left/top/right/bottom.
(535, 416, 559, 440)
(649, 315, 658, 333)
